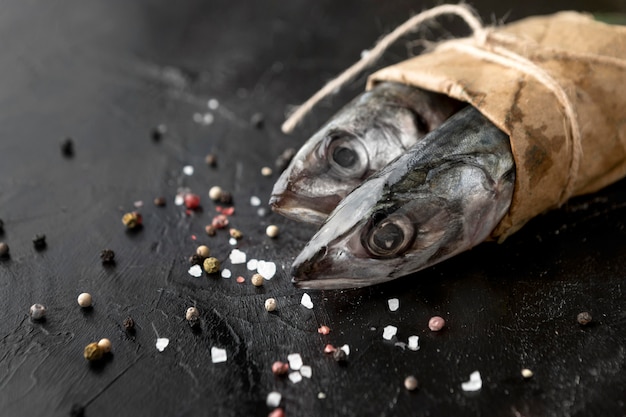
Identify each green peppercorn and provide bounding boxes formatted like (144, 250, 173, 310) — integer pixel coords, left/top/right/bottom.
(122, 212, 142, 229)
(84, 342, 103, 361)
(203, 257, 220, 274)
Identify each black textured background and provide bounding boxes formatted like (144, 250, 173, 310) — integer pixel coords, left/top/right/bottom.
(0, 1, 625, 416)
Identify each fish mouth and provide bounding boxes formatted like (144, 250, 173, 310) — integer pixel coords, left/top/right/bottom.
(269, 191, 340, 225)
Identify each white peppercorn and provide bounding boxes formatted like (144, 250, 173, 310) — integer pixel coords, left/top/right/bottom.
(265, 298, 277, 312)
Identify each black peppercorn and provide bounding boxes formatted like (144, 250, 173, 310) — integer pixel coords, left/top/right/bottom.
(123, 316, 135, 331)
(32, 234, 46, 250)
(332, 348, 348, 363)
(61, 138, 74, 157)
(577, 311, 592, 325)
(219, 192, 232, 205)
(204, 153, 217, 167)
(0, 242, 9, 258)
(100, 249, 115, 264)
(153, 197, 166, 207)
(189, 253, 203, 265)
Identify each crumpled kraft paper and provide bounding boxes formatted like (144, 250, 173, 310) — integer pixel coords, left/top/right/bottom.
(367, 11, 626, 239)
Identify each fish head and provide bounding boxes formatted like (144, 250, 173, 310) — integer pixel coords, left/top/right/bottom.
(270, 83, 463, 224)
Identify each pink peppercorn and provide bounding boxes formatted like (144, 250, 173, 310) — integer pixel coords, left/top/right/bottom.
(212, 214, 229, 229)
(268, 408, 284, 417)
(271, 361, 289, 376)
(317, 325, 330, 335)
(323, 344, 336, 354)
(184, 193, 201, 210)
(428, 316, 446, 331)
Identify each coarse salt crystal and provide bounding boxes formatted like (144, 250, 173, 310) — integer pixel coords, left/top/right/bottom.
(461, 371, 482, 392)
(318, 392, 326, 399)
(229, 237, 237, 246)
(250, 196, 261, 206)
(174, 195, 184, 206)
(383, 325, 398, 340)
(287, 353, 303, 370)
(301, 293, 313, 309)
(156, 338, 169, 352)
(183, 165, 194, 176)
(188, 264, 202, 277)
(246, 259, 258, 270)
(340, 345, 350, 355)
(288, 371, 302, 384)
(257, 261, 276, 279)
(221, 269, 232, 278)
(229, 249, 246, 264)
(266, 391, 281, 408)
(300, 365, 312, 378)
(207, 98, 219, 110)
(211, 347, 227, 363)
(388, 298, 399, 312)
(408, 335, 420, 351)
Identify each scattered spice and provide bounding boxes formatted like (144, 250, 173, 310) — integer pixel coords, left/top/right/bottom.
(151, 124, 167, 141)
(29, 303, 46, 320)
(212, 214, 229, 229)
(266, 391, 282, 408)
(123, 316, 135, 331)
(186, 307, 200, 321)
(221, 269, 232, 278)
(122, 212, 142, 229)
(97, 338, 112, 353)
(250, 112, 265, 129)
(404, 376, 419, 391)
(100, 249, 115, 264)
(156, 338, 169, 352)
(461, 371, 482, 392)
(265, 298, 277, 312)
(196, 245, 211, 259)
(188, 264, 203, 277)
(219, 191, 232, 205)
(77, 293, 92, 308)
(266, 225, 279, 238)
(577, 311, 592, 325)
(153, 196, 166, 207)
(261, 167, 273, 176)
(208, 186, 223, 201)
(275, 148, 296, 172)
(332, 348, 348, 363)
(217, 206, 235, 216)
(229, 228, 243, 239)
(408, 335, 420, 351)
(383, 325, 398, 340)
(268, 408, 284, 417)
(189, 254, 203, 266)
(251, 273, 264, 287)
(0, 242, 9, 258)
(388, 298, 400, 312)
(323, 344, 336, 354)
(428, 316, 446, 331)
(205, 225, 217, 236)
(521, 368, 534, 379)
(60, 137, 74, 157)
(205, 153, 217, 167)
(84, 342, 103, 361)
(318, 325, 330, 335)
(203, 257, 220, 274)
(300, 293, 313, 309)
(236, 276, 245, 284)
(184, 193, 201, 210)
(32, 234, 47, 250)
(271, 361, 290, 376)
(211, 346, 227, 363)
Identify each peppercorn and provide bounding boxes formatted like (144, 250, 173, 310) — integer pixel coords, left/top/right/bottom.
(100, 249, 115, 264)
(123, 316, 135, 331)
(29, 303, 46, 320)
(205, 153, 217, 167)
(208, 186, 222, 201)
(264, 298, 277, 312)
(577, 311, 592, 325)
(184, 193, 201, 210)
(196, 245, 211, 259)
(266, 225, 279, 238)
(332, 348, 348, 362)
(219, 191, 232, 205)
(521, 368, 534, 379)
(229, 229, 243, 240)
(153, 197, 166, 207)
(77, 293, 92, 308)
(212, 214, 229, 229)
(84, 342, 103, 361)
(189, 253, 203, 265)
(0, 242, 9, 258)
(203, 257, 220, 274)
(32, 234, 47, 250)
(151, 124, 167, 141)
(186, 307, 200, 321)
(404, 376, 419, 391)
(268, 408, 284, 417)
(251, 273, 264, 287)
(122, 212, 142, 229)
(205, 225, 217, 236)
(261, 167, 273, 176)
(318, 325, 330, 335)
(97, 338, 112, 353)
(428, 316, 446, 331)
(271, 361, 290, 376)
(60, 137, 74, 157)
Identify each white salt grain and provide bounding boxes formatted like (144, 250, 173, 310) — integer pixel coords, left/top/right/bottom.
(317, 392, 326, 399)
(188, 264, 203, 277)
(408, 335, 420, 351)
(174, 195, 184, 206)
(203, 113, 214, 125)
(340, 345, 350, 355)
(300, 365, 312, 378)
(383, 325, 398, 340)
(257, 261, 276, 279)
(461, 371, 482, 392)
(288, 371, 302, 384)
(246, 259, 258, 271)
(250, 196, 261, 206)
(301, 293, 313, 309)
(266, 391, 281, 408)
(211, 347, 227, 363)
(229, 237, 237, 246)
(221, 269, 232, 278)
(287, 353, 303, 370)
(207, 99, 219, 110)
(229, 249, 246, 264)
(183, 165, 194, 176)
(388, 298, 399, 312)
(156, 338, 169, 352)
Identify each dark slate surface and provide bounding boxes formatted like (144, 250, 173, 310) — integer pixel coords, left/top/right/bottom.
(0, 1, 625, 416)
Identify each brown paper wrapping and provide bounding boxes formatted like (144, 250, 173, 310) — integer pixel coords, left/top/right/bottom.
(367, 12, 626, 239)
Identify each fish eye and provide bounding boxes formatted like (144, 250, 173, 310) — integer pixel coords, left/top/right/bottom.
(363, 214, 415, 258)
(326, 134, 369, 179)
